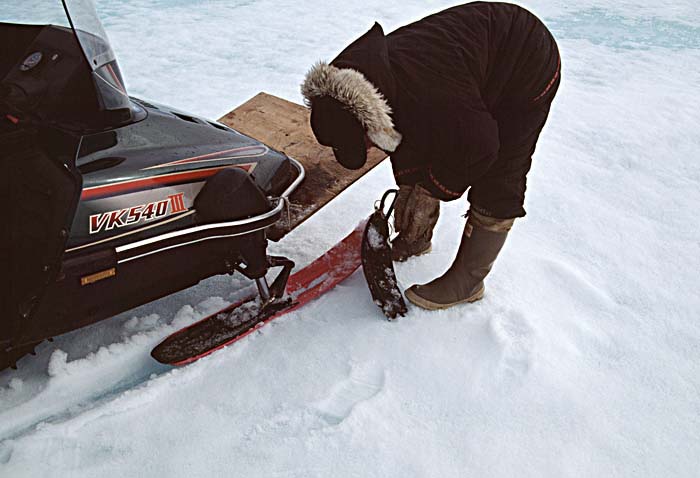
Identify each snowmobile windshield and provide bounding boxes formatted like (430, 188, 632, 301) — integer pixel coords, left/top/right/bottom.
(61, 0, 117, 70)
(0, 0, 140, 131)
(61, 0, 133, 114)
(0, 0, 116, 71)
(0, 1, 115, 68)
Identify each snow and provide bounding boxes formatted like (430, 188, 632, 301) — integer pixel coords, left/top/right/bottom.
(366, 223, 387, 250)
(2, 0, 700, 477)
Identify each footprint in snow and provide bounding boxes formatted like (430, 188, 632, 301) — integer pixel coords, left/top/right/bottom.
(537, 257, 615, 308)
(242, 365, 385, 440)
(488, 309, 535, 386)
(313, 363, 385, 425)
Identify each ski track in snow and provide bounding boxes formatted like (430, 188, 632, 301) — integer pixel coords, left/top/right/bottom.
(2, 1, 700, 477)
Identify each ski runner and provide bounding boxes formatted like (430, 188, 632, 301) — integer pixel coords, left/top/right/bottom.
(301, 2, 560, 310)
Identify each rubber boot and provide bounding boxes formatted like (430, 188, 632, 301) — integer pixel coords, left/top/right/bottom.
(404, 213, 513, 310)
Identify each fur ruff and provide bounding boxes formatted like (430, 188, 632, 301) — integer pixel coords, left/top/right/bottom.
(301, 61, 402, 152)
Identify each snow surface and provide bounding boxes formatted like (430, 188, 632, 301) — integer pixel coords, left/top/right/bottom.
(2, 1, 700, 476)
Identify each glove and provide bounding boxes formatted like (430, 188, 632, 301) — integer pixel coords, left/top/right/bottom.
(392, 185, 414, 234)
(401, 184, 440, 244)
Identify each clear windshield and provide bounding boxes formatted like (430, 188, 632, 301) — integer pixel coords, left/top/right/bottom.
(62, 0, 117, 70)
(0, 0, 116, 70)
(1, 0, 135, 123)
(61, 0, 131, 112)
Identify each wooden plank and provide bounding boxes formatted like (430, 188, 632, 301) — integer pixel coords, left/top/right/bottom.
(219, 92, 387, 241)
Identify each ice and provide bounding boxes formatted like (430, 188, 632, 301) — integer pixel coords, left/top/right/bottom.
(546, 8, 700, 50)
(1, 1, 699, 477)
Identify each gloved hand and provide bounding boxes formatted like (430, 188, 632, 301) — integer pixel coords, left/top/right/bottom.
(401, 184, 440, 244)
(392, 184, 414, 235)
(391, 184, 440, 262)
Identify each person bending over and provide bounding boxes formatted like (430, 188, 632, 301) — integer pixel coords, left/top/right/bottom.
(301, 2, 560, 310)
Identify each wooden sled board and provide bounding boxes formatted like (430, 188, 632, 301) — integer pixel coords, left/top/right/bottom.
(219, 92, 388, 241)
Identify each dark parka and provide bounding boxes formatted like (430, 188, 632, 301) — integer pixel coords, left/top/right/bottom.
(331, 2, 560, 217)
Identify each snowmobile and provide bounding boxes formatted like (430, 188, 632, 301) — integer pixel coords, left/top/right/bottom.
(1, 1, 406, 370)
(0, 1, 311, 370)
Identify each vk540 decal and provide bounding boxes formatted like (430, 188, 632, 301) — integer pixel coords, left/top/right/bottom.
(89, 193, 187, 234)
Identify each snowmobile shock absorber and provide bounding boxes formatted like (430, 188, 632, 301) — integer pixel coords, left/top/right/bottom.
(256, 277, 272, 303)
(253, 256, 295, 307)
(266, 256, 295, 300)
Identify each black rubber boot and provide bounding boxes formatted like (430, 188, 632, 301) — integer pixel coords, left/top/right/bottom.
(404, 215, 511, 310)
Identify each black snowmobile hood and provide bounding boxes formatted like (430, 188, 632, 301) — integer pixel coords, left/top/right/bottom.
(331, 23, 398, 108)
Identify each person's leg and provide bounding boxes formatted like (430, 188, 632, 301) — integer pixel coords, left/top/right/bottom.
(469, 101, 553, 218)
(405, 103, 553, 310)
(404, 209, 514, 309)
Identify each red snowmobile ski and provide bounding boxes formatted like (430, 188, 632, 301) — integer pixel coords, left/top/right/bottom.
(152, 191, 408, 367)
(152, 222, 365, 366)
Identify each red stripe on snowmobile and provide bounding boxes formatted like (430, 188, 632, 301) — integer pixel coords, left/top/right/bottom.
(80, 164, 254, 200)
(162, 221, 366, 366)
(144, 146, 266, 170)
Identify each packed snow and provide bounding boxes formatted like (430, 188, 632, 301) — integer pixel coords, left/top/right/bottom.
(2, 0, 700, 477)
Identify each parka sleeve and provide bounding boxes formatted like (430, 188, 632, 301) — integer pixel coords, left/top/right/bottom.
(422, 103, 500, 201)
(389, 142, 427, 186)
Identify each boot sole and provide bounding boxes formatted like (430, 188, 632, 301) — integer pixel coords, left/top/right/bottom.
(404, 285, 485, 311)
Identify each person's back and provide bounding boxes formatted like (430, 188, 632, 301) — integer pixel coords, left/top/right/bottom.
(386, 2, 559, 111)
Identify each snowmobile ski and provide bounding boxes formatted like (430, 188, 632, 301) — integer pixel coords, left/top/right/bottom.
(151, 222, 365, 366)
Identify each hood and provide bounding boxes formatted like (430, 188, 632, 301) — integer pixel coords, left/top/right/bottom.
(301, 23, 402, 153)
(331, 23, 397, 104)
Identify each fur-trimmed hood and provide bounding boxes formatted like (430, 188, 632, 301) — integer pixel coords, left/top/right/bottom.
(301, 23, 402, 152)
(301, 62, 401, 152)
